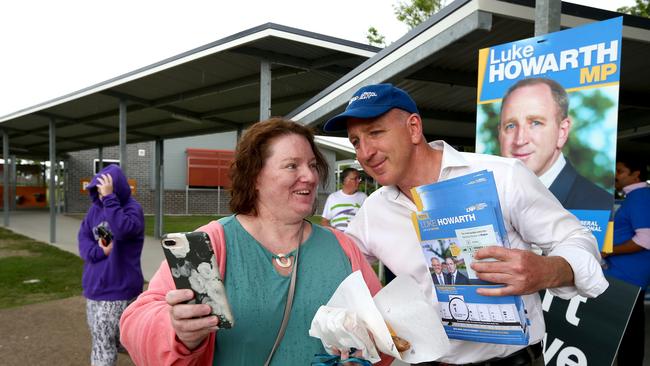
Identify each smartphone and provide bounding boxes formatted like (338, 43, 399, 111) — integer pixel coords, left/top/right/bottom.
(161, 231, 234, 329)
(97, 226, 113, 247)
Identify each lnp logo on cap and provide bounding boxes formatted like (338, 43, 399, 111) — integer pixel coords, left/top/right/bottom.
(348, 91, 377, 105)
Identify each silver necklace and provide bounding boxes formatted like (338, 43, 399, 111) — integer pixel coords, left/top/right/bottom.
(274, 253, 293, 268)
(272, 222, 305, 268)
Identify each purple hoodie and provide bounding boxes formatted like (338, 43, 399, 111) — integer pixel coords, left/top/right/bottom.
(78, 164, 144, 301)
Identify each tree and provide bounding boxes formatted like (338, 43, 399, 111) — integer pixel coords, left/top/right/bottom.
(617, 0, 650, 17)
(367, 26, 386, 47)
(394, 0, 443, 29)
(366, 0, 444, 46)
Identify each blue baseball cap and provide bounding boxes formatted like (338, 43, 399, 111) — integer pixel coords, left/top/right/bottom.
(322, 83, 419, 133)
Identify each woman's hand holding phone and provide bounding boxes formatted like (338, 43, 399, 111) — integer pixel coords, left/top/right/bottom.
(161, 232, 235, 331)
(166, 288, 220, 350)
(99, 239, 113, 256)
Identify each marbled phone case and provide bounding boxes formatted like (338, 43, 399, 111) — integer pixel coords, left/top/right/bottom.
(161, 231, 234, 329)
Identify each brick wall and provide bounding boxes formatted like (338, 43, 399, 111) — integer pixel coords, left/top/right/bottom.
(67, 145, 329, 216)
(137, 189, 232, 215)
(66, 143, 152, 213)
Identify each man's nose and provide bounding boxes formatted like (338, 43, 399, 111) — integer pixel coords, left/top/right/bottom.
(356, 138, 376, 162)
(514, 126, 529, 145)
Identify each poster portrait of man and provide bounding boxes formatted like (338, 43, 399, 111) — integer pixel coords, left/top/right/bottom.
(476, 80, 617, 219)
(496, 77, 613, 210)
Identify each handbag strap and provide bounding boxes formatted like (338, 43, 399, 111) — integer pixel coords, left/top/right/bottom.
(264, 221, 305, 366)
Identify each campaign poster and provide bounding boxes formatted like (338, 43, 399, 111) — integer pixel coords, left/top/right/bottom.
(475, 18, 634, 366)
(475, 17, 622, 252)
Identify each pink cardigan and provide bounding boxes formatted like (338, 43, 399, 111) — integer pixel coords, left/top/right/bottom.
(119, 221, 392, 366)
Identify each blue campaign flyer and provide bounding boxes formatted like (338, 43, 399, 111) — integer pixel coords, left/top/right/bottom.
(474, 18, 622, 251)
(413, 171, 510, 248)
(412, 172, 529, 345)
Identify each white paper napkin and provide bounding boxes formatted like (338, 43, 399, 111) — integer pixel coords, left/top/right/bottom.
(309, 271, 449, 363)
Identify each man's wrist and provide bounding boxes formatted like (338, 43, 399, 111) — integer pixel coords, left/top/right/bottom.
(545, 255, 574, 288)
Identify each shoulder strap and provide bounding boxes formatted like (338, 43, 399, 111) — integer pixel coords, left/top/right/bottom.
(264, 221, 304, 366)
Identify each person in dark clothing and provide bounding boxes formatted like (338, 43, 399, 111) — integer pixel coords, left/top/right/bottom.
(78, 164, 144, 366)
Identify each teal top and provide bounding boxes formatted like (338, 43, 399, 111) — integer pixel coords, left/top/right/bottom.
(213, 215, 353, 365)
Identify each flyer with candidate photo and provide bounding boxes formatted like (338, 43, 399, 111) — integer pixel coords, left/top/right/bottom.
(411, 171, 529, 345)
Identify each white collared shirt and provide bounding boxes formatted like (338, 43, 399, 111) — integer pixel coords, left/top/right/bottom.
(538, 153, 566, 188)
(346, 141, 608, 364)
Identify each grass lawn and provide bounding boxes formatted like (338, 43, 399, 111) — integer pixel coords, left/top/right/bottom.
(144, 215, 222, 236)
(145, 215, 324, 236)
(0, 214, 328, 310)
(72, 214, 325, 237)
(0, 227, 83, 309)
(1, 214, 376, 309)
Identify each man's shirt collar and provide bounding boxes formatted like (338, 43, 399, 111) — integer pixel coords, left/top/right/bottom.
(539, 154, 566, 188)
(382, 140, 474, 208)
(431, 140, 470, 180)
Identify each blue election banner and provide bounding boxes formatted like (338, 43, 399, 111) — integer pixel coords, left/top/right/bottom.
(477, 17, 622, 103)
(570, 209, 611, 245)
(474, 18, 622, 251)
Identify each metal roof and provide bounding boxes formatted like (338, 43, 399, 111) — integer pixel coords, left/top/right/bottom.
(288, 0, 650, 156)
(0, 23, 379, 159)
(314, 135, 355, 159)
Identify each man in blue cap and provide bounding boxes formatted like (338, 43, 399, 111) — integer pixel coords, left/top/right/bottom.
(323, 83, 608, 365)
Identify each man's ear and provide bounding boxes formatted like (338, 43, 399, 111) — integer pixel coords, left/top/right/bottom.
(557, 117, 572, 149)
(631, 169, 641, 182)
(407, 114, 424, 144)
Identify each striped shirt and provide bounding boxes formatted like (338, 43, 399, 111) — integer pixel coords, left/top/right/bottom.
(321, 190, 367, 231)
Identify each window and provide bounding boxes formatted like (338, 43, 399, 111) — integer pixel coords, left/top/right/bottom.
(93, 159, 120, 174)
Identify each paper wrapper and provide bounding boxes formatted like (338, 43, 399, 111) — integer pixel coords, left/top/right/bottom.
(309, 271, 449, 363)
(310, 306, 381, 362)
(374, 274, 450, 363)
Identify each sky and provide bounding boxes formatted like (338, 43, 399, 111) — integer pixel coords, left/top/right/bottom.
(0, 0, 637, 118)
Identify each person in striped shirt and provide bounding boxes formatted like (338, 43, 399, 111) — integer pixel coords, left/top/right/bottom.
(321, 168, 367, 231)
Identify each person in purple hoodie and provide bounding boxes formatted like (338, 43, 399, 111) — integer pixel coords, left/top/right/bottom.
(78, 164, 144, 366)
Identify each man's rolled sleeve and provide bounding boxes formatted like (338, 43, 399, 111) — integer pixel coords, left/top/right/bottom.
(507, 160, 608, 299)
(548, 246, 609, 299)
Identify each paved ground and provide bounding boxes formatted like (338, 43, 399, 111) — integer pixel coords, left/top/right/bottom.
(0, 295, 135, 366)
(0, 211, 408, 365)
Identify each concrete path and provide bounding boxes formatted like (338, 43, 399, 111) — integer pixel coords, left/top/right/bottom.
(0, 210, 164, 281)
